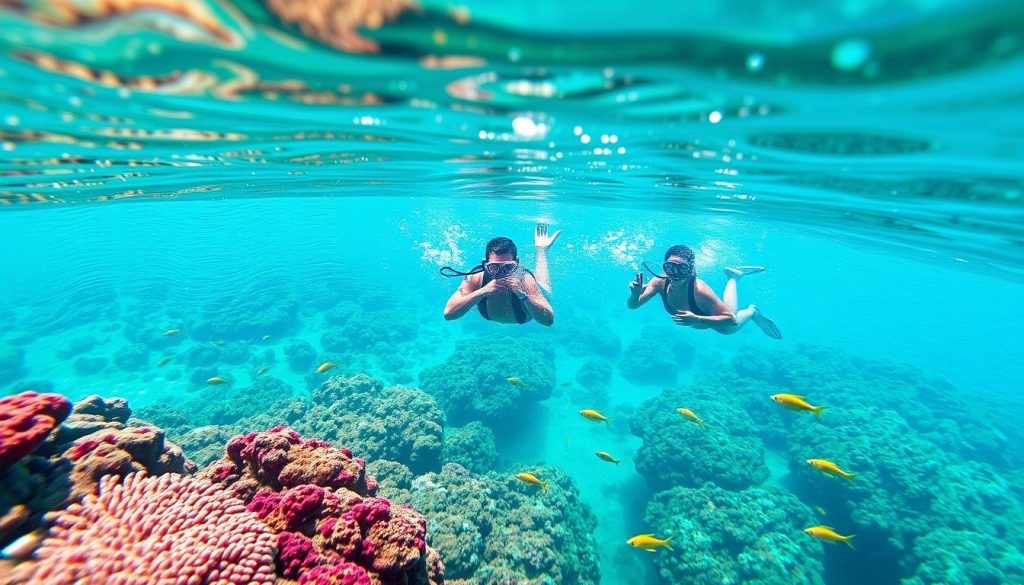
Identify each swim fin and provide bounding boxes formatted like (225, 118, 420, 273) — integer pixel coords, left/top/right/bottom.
(752, 310, 783, 339)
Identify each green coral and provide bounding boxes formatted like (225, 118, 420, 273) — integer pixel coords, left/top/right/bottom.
(630, 386, 769, 490)
(419, 335, 555, 426)
(443, 422, 499, 473)
(644, 484, 825, 585)
(902, 528, 1024, 585)
(378, 463, 599, 585)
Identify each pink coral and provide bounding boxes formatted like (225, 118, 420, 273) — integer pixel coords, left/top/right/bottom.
(30, 472, 275, 584)
(298, 562, 372, 585)
(0, 391, 71, 468)
(277, 531, 322, 578)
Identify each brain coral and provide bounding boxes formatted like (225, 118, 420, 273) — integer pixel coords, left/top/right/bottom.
(644, 484, 825, 585)
(29, 472, 276, 584)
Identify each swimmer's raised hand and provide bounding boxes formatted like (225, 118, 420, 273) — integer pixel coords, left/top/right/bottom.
(535, 224, 561, 250)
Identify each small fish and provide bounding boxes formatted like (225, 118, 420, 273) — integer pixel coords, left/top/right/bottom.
(561, 381, 573, 387)
(677, 408, 705, 427)
(595, 451, 621, 468)
(515, 472, 547, 490)
(156, 357, 171, 368)
(807, 459, 856, 481)
(579, 409, 611, 424)
(316, 362, 337, 374)
(771, 393, 827, 417)
(262, 335, 270, 341)
(256, 366, 272, 376)
(626, 533, 673, 552)
(163, 328, 181, 336)
(215, 339, 226, 347)
(814, 505, 827, 517)
(1, 529, 46, 560)
(506, 377, 528, 388)
(804, 525, 855, 548)
(207, 376, 228, 385)
(566, 434, 571, 449)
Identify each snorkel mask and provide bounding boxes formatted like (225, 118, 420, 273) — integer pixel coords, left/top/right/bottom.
(483, 260, 520, 279)
(642, 260, 695, 281)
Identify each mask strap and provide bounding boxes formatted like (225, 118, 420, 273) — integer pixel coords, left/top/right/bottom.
(439, 264, 484, 278)
(641, 261, 666, 279)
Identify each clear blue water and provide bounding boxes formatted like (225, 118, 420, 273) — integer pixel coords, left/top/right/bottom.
(1, 1, 1023, 584)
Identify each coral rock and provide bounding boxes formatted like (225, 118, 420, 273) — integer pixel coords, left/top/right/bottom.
(0, 392, 72, 469)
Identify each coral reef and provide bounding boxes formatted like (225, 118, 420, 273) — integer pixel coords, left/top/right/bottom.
(72, 356, 107, 375)
(902, 528, 1024, 585)
(189, 282, 299, 342)
(644, 484, 825, 585)
(618, 326, 695, 386)
(0, 391, 72, 469)
(419, 335, 555, 425)
(442, 422, 498, 473)
(287, 338, 318, 372)
(25, 472, 276, 584)
(630, 386, 769, 491)
(299, 374, 443, 474)
(554, 314, 622, 359)
(378, 462, 599, 585)
(112, 342, 150, 372)
(264, 0, 414, 54)
(199, 426, 442, 585)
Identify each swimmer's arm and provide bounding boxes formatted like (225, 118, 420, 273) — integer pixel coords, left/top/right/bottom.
(443, 274, 488, 321)
(521, 273, 554, 326)
(627, 277, 661, 309)
(693, 282, 737, 329)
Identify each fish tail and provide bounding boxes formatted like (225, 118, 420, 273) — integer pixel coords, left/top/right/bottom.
(843, 472, 856, 481)
(604, 418, 612, 425)
(665, 536, 673, 551)
(614, 460, 620, 469)
(844, 535, 856, 549)
(813, 406, 828, 418)
(698, 420, 705, 427)
(541, 481, 548, 491)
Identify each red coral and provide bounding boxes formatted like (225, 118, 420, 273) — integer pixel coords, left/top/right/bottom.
(0, 391, 72, 468)
(249, 489, 284, 520)
(277, 531, 321, 578)
(281, 484, 326, 530)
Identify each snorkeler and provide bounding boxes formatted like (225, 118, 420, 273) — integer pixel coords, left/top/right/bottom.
(627, 244, 782, 339)
(441, 224, 560, 326)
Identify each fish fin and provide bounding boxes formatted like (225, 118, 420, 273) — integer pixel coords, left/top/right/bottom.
(822, 526, 835, 530)
(813, 406, 828, 418)
(541, 481, 548, 491)
(844, 472, 856, 481)
(615, 461, 621, 469)
(645, 548, 656, 553)
(845, 535, 856, 549)
(605, 418, 612, 425)
(665, 536, 673, 551)
(640, 533, 655, 537)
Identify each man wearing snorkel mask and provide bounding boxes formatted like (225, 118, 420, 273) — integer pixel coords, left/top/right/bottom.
(442, 224, 560, 326)
(627, 244, 782, 339)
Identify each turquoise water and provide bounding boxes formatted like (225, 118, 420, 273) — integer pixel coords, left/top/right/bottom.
(1, 1, 1023, 584)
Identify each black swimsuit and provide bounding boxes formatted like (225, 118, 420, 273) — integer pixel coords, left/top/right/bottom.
(658, 277, 708, 316)
(478, 270, 529, 324)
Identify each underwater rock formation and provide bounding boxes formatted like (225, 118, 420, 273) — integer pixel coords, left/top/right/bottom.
(644, 484, 825, 585)
(26, 472, 276, 585)
(199, 426, 443, 585)
(419, 335, 555, 426)
(376, 462, 599, 585)
(112, 342, 150, 372)
(286, 338, 318, 372)
(630, 386, 769, 491)
(618, 327, 695, 386)
(300, 374, 444, 474)
(442, 422, 499, 474)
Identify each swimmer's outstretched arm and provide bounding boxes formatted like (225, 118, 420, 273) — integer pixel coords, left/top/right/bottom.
(533, 223, 561, 295)
(519, 273, 554, 326)
(444, 275, 492, 320)
(627, 273, 659, 309)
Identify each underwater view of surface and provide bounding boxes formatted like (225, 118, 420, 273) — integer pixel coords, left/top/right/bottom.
(1, 1, 1023, 584)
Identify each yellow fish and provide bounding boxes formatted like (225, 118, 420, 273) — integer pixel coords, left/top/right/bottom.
(316, 362, 337, 374)
(156, 357, 171, 368)
(256, 366, 272, 376)
(579, 409, 611, 424)
(207, 376, 228, 385)
(626, 533, 673, 552)
(595, 451, 621, 468)
(807, 459, 855, 481)
(515, 472, 547, 490)
(262, 335, 270, 341)
(676, 408, 705, 427)
(162, 328, 181, 336)
(215, 340, 226, 347)
(771, 393, 827, 417)
(804, 525, 855, 548)
(506, 377, 528, 388)
(814, 505, 827, 517)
